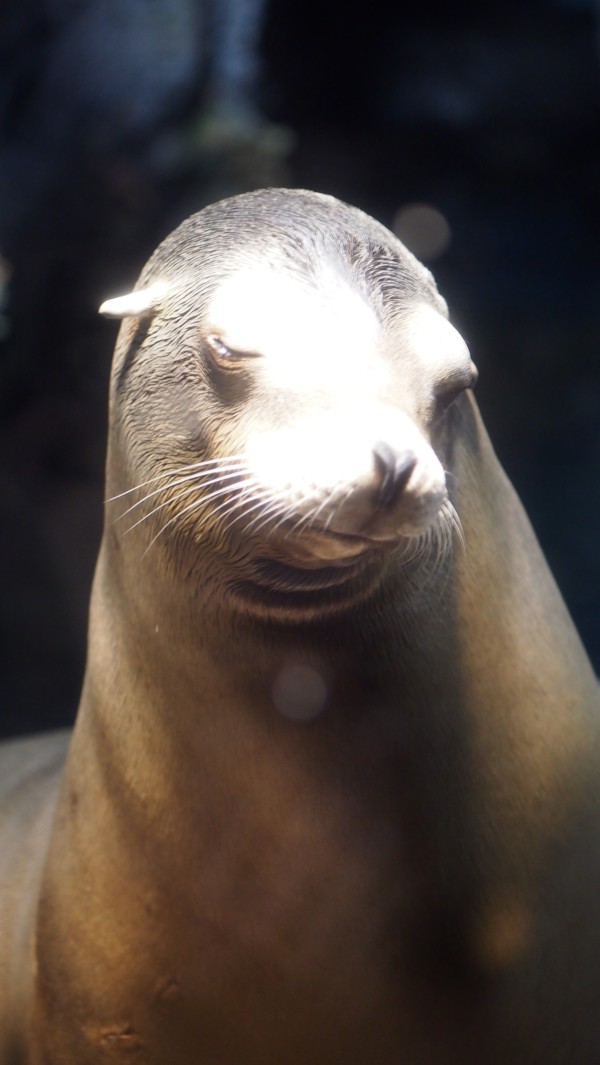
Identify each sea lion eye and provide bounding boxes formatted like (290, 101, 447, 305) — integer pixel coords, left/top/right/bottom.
(205, 334, 259, 369)
(434, 363, 478, 417)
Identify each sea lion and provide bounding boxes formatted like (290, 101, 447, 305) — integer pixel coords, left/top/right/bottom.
(1, 188, 599, 1065)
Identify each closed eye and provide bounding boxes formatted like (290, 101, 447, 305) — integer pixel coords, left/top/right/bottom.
(434, 362, 478, 417)
(205, 334, 262, 369)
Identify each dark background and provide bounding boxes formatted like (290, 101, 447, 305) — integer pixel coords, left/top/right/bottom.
(1, 0, 598, 738)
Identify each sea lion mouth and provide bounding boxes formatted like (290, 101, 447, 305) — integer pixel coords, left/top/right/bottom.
(251, 551, 377, 592)
(232, 535, 390, 613)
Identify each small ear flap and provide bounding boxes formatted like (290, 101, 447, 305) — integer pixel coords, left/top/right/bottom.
(98, 281, 169, 319)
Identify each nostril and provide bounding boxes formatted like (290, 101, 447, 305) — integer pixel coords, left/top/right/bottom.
(373, 441, 417, 510)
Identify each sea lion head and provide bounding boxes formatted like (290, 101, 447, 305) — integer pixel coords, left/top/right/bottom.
(101, 189, 477, 619)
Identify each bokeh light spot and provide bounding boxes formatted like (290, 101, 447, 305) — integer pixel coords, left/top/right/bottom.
(393, 203, 452, 261)
(272, 663, 327, 722)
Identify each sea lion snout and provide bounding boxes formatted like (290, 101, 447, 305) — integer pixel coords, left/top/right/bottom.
(195, 266, 471, 554)
(243, 402, 448, 550)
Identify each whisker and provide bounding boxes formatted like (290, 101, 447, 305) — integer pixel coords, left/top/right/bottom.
(212, 487, 277, 531)
(408, 501, 461, 591)
(125, 478, 247, 538)
(284, 500, 322, 539)
(114, 464, 250, 522)
(209, 480, 261, 520)
(243, 497, 283, 533)
(268, 507, 305, 538)
(447, 500, 466, 554)
(122, 483, 206, 535)
(138, 474, 268, 553)
(142, 499, 208, 557)
(318, 484, 355, 536)
(106, 456, 248, 502)
(282, 491, 333, 540)
(243, 495, 296, 536)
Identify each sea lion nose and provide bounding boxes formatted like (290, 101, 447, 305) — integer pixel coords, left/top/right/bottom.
(373, 441, 417, 510)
